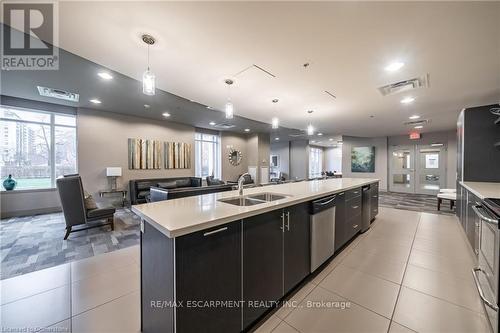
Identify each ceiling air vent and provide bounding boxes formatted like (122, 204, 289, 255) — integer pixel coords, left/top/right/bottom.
(213, 123, 236, 129)
(378, 74, 430, 96)
(403, 119, 430, 126)
(37, 86, 79, 102)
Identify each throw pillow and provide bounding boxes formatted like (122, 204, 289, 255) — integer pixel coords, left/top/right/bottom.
(84, 192, 98, 210)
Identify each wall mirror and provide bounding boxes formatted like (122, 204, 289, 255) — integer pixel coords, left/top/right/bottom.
(228, 148, 242, 166)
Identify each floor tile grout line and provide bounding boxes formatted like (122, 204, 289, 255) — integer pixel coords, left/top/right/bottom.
(387, 211, 422, 333)
(0, 260, 138, 307)
(71, 288, 138, 319)
(402, 284, 485, 316)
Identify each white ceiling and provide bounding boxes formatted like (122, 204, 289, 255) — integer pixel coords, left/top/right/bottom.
(53, 2, 500, 136)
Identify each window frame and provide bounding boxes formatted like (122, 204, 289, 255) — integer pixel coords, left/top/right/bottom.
(0, 105, 78, 191)
(309, 146, 323, 179)
(194, 130, 221, 179)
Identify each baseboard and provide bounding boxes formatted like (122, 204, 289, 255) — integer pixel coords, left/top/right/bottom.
(1, 206, 62, 219)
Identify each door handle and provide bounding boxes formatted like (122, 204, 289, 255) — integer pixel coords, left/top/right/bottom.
(203, 227, 228, 236)
(286, 211, 290, 231)
(472, 268, 499, 311)
(473, 206, 498, 225)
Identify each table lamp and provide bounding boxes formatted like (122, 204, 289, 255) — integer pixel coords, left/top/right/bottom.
(106, 167, 122, 190)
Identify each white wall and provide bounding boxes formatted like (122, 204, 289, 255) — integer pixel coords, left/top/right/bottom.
(342, 136, 389, 190)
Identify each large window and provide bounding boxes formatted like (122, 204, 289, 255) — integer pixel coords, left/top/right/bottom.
(0, 106, 77, 190)
(195, 131, 221, 179)
(309, 147, 323, 178)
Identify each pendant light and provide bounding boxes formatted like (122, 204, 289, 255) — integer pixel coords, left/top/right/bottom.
(271, 99, 279, 129)
(307, 110, 314, 135)
(224, 79, 234, 119)
(142, 34, 156, 96)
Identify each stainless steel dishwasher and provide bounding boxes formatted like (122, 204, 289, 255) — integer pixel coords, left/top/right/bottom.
(310, 194, 336, 272)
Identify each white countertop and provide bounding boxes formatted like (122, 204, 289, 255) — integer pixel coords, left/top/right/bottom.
(132, 178, 379, 238)
(460, 181, 500, 200)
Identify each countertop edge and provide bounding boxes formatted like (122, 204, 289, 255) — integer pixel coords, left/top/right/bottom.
(132, 179, 379, 238)
(460, 181, 500, 200)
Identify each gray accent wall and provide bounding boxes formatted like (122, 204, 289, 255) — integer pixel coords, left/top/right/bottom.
(342, 136, 389, 191)
(289, 140, 309, 180)
(77, 108, 195, 198)
(270, 141, 290, 179)
(221, 132, 249, 182)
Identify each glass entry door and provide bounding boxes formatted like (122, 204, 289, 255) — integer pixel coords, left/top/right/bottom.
(416, 146, 446, 195)
(389, 146, 415, 193)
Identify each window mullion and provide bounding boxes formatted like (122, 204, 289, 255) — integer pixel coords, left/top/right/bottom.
(50, 114, 56, 187)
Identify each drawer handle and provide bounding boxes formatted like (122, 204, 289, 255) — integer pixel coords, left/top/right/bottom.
(373, 195, 378, 198)
(353, 191, 359, 194)
(472, 268, 499, 311)
(353, 224, 359, 228)
(203, 227, 228, 236)
(352, 205, 359, 209)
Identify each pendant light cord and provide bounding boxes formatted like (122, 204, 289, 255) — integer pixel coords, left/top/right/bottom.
(147, 44, 150, 71)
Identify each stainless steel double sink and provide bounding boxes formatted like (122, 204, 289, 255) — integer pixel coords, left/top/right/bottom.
(218, 192, 290, 206)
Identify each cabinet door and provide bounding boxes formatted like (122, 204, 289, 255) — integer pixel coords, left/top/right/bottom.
(466, 191, 479, 252)
(371, 183, 379, 220)
(176, 221, 241, 333)
(243, 210, 284, 328)
(284, 202, 310, 293)
(334, 192, 347, 252)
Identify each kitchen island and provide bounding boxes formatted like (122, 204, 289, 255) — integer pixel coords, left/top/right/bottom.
(133, 178, 380, 333)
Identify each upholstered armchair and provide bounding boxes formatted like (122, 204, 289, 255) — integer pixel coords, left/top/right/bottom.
(56, 175, 115, 240)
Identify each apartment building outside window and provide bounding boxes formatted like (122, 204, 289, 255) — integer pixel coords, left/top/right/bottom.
(309, 146, 323, 178)
(195, 131, 221, 179)
(0, 106, 77, 190)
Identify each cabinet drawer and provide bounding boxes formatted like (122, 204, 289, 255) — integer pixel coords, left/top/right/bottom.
(346, 214, 361, 240)
(346, 187, 361, 201)
(346, 196, 361, 219)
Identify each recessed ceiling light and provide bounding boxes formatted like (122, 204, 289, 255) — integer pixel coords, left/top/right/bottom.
(244, 128, 250, 132)
(162, 112, 170, 118)
(206, 106, 213, 109)
(409, 115, 420, 120)
(311, 140, 316, 143)
(385, 62, 404, 72)
(329, 138, 333, 141)
(89, 99, 101, 104)
(317, 133, 323, 136)
(414, 125, 423, 129)
(275, 137, 280, 141)
(97, 72, 113, 80)
(209, 121, 216, 126)
(401, 97, 415, 104)
(144, 104, 150, 109)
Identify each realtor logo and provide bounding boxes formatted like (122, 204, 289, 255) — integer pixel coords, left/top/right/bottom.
(2, 1, 59, 70)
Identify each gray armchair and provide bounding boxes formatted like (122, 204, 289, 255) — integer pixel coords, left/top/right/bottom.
(56, 175, 115, 240)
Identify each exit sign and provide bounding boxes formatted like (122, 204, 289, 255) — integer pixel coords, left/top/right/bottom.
(409, 132, 421, 140)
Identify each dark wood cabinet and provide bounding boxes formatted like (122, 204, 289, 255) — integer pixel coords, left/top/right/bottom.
(465, 191, 480, 255)
(334, 192, 347, 251)
(176, 221, 242, 333)
(283, 202, 310, 293)
(370, 183, 379, 221)
(243, 209, 284, 328)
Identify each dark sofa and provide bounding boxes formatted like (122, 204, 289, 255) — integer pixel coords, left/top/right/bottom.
(130, 177, 202, 204)
(149, 183, 235, 202)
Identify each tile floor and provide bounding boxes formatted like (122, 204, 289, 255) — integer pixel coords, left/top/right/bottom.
(0, 207, 490, 333)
